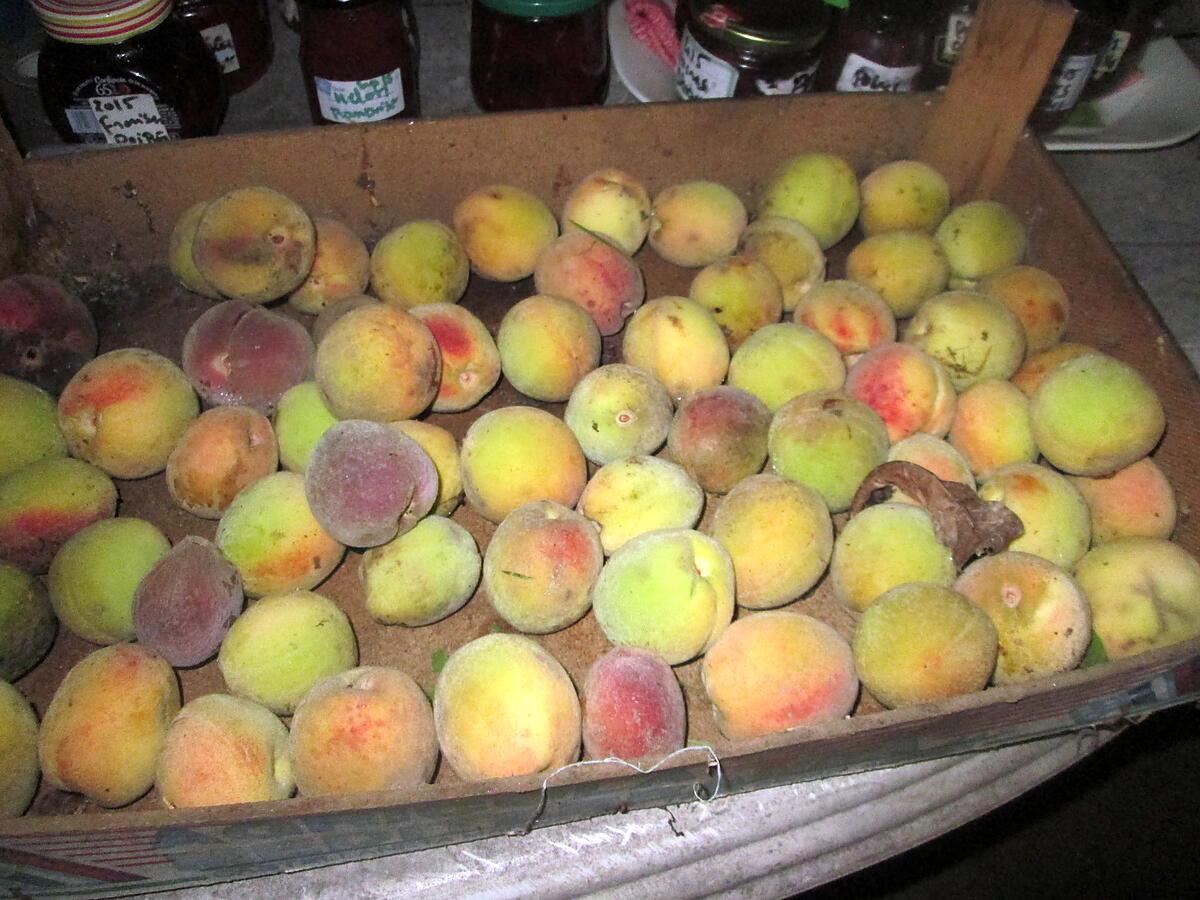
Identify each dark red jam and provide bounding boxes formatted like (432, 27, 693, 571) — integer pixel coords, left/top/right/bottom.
(815, 0, 928, 93)
(176, 0, 274, 94)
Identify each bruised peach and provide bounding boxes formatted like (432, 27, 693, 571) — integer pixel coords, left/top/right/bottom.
(0, 375, 66, 479)
(702, 611, 857, 740)
(0, 680, 38, 817)
(582, 647, 685, 760)
(533, 232, 645, 336)
(288, 217, 370, 314)
(360, 516, 480, 626)
(58, 348, 199, 479)
(728, 322, 845, 413)
(564, 364, 673, 466)
(756, 152, 860, 250)
(978, 463, 1091, 570)
(434, 634, 580, 781)
(621, 296, 729, 403)
(577, 455, 704, 556)
(1070, 458, 1177, 544)
(289, 666, 437, 796)
(949, 379, 1037, 478)
(736, 216, 826, 312)
(935, 200, 1026, 285)
(845, 343, 957, 442)
(167, 406, 278, 518)
(370, 220, 470, 309)
(168, 201, 221, 298)
(0, 273, 97, 395)
(411, 303, 501, 413)
(274, 381, 338, 473)
(904, 290, 1025, 390)
(979, 265, 1069, 354)
(560, 168, 652, 256)
(1010, 342, 1095, 396)
(858, 160, 951, 236)
(845, 231, 950, 318)
(886, 434, 975, 489)
(689, 256, 782, 348)
(0, 562, 56, 681)
(390, 419, 463, 516)
(453, 185, 558, 282)
(38, 643, 180, 807)
(668, 385, 770, 494)
(497, 294, 600, 402)
(794, 279, 896, 358)
(648, 181, 747, 267)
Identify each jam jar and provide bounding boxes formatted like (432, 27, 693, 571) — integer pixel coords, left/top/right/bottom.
(176, 0, 274, 94)
(1028, 0, 1111, 133)
(33, 0, 227, 145)
(471, 0, 609, 112)
(922, 1, 977, 90)
(1083, 0, 1161, 102)
(675, 0, 831, 100)
(298, 0, 419, 125)
(815, 0, 928, 93)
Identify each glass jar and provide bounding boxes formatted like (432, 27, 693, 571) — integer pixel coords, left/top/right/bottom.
(176, 0, 274, 94)
(470, 0, 608, 112)
(922, 1, 977, 90)
(674, 0, 831, 100)
(1028, 0, 1111, 133)
(298, 0, 419, 125)
(815, 0, 928, 93)
(1082, 0, 1161, 101)
(32, 0, 227, 145)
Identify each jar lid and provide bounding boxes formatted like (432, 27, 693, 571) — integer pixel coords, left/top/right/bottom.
(30, 0, 172, 45)
(686, 0, 831, 54)
(476, 0, 601, 19)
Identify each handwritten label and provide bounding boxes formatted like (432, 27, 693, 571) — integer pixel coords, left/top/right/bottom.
(315, 70, 405, 123)
(1093, 29, 1131, 80)
(87, 94, 170, 144)
(835, 53, 921, 93)
(1039, 53, 1097, 112)
(201, 22, 240, 74)
(934, 11, 974, 66)
(755, 58, 820, 96)
(675, 28, 738, 99)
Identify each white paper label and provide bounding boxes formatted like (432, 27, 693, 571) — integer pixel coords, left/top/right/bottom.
(201, 22, 240, 74)
(675, 28, 738, 99)
(315, 70, 406, 123)
(934, 11, 974, 66)
(835, 53, 921, 92)
(1041, 53, 1097, 111)
(754, 58, 820, 96)
(1093, 30, 1132, 79)
(86, 94, 170, 144)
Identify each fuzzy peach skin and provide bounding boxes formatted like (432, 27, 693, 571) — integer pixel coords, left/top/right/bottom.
(452, 185, 558, 282)
(370, 220, 470, 309)
(533, 231, 645, 336)
(215, 471, 345, 597)
(167, 406, 279, 518)
(845, 343, 957, 443)
(648, 181, 747, 267)
(886, 434, 975, 490)
(702, 611, 858, 740)
(709, 474, 833, 609)
(0, 457, 117, 574)
(844, 230, 951, 319)
(793, 279, 896, 358)
(831, 502, 956, 615)
(727, 323, 845, 413)
(274, 381, 338, 474)
(689, 256, 783, 349)
(0, 680, 39, 817)
(1010, 342, 1095, 396)
(955, 551, 1091, 684)
(0, 561, 56, 682)
(0, 374, 66, 479)
(852, 583, 998, 709)
(1074, 537, 1200, 660)
(592, 528, 735, 665)
(156, 694, 293, 808)
(497, 294, 601, 403)
(948, 379, 1037, 478)
(978, 463, 1091, 570)
(621, 296, 729, 403)
(390, 419, 464, 516)
(903, 290, 1026, 391)
(978, 265, 1070, 354)
(315, 303, 441, 422)
(668, 385, 770, 494)
(564, 364, 674, 467)
(755, 152, 860, 250)
(434, 634, 580, 782)
(38, 643, 180, 807)
(460, 406, 587, 523)
(934, 200, 1027, 285)
(1030, 352, 1165, 477)
(736, 216, 826, 312)
(577, 455, 704, 556)
(1069, 458, 1177, 544)
(582, 646, 685, 761)
(57, 348, 199, 479)
(289, 666, 437, 797)
(167, 200, 221, 298)
(410, 302, 501, 413)
(560, 168, 652, 257)
(857, 160, 950, 236)
(289, 217, 370, 314)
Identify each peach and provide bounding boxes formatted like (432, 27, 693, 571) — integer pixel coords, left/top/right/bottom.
(648, 181, 747, 267)
(709, 474, 833, 609)
(497, 294, 601, 402)
(858, 160, 951, 235)
(903, 290, 1026, 390)
(483, 500, 603, 634)
(1074, 538, 1200, 660)
(689, 256, 783, 348)
(452, 184, 558, 282)
(621, 296, 729, 403)
(978, 463, 1091, 570)
(564, 364, 673, 466)
(592, 528, 734, 665)
(315, 302, 441, 421)
(844, 231, 950, 318)
(360, 516, 481, 626)
(736, 215, 826, 312)
(979, 265, 1070, 354)
(38, 643, 180, 807)
(767, 391, 890, 513)
(192, 186, 316, 303)
(934, 200, 1027, 285)
(668, 385, 770, 494)
(582, 647, 686, 760)
(1030, 352, 1165, 477)
(410, 302, 501, 413)
(533, 231, 645, 336)
(1069, 457, 1177, 543)
(0, 375, 66, 478)
(156, 694, 293, 808)
(702, 611, 858, 740)
(845, 343, 957, 442)
(756, 152, 860, 249)
(219, 590, 357, 714)
(58, 348, 199, 479)
(794, 279, 897, 357)
(311, 293, 378, 344)
(560, 168, 652, 256)
(215, 471, 345, 596)
(949, 379, 1037, 478)
(0, 458, 117, 573)
(288, 217, 370, 314)
(0, 562, 56, 681)
(887, 434, 975, 489)
(370, 220, 470, 309)
(955, 551, 1091, 683)
(831, 502, 956, 614)
(728, 322, 845, 413)
(0, 680, 38, 817)
(434, 634, 580, 781)
(167, 200, 221, 298)
(167, 406, 279, 518)
(577, 455, 704, 556)
(460, 406, 587, 523)
(274, 381, 338, 473)
(0, 273, 98, 394)
(390, 419, 464, 516)
(852, 583, 998, 708)
(289, 666, 437, 796)
(48, 517, 170, 645)
(1010, 342, 1095, 396)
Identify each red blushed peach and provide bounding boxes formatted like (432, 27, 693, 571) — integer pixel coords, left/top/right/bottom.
(1010, 342, 1096, 396)
(533, 231, 645, 336)
(668, 386, 770, 494)
(582, 647, 685, 760)
(702, 611, 858, 740)
(411, 303, 501, 413)
(845, 343, 956, 443)
(979, 265, 1070, 354)
(167, 406, 279, 519)
(794, 279, 896, 358)
(1069, 457, 1177, 544)
(0, 273, 98, 395)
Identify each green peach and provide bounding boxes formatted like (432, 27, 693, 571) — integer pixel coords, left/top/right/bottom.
(621, 296, 729, 403)
(0, 375, 66, 479)
(0, 562, 55, 681)
(756, 152, 860, 249)
(370, 219, 470, 308)
(858, 160, 951, 236)
(648, 181, 747, 267)
(577, 455, 704, 556)
(390, 419, 464, 516)
(845, 230, 950, 318)
(736, 215, 826, 312)
(497, 294, 601, 403)
(564, 364, 673, 466)
(0, 680, 38, 817)
(978, 463, 1091, 570)
(728, 322, 845, 413)
(561, 168, 652, 256)
(903, 290, 1026, 391)
(935, 200, 1027, 285)
(689, 256, 783, 348)
(274, 381, 338, 473)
